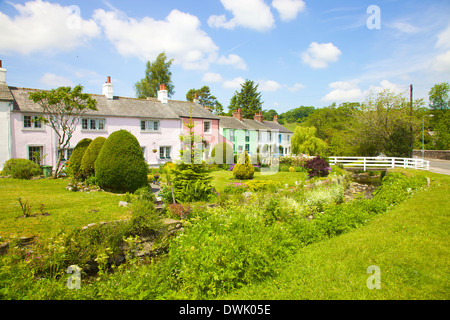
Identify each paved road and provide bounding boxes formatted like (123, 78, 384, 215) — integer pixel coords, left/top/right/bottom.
(425, 158, 450, 175)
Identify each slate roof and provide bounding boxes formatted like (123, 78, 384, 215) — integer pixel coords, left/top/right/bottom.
(8, 87, 218, 120)
(218, 115, 293, 133)
(0, 84, 13, 101)
(261, 120, 293, 133)
(217, 116, 251, 130)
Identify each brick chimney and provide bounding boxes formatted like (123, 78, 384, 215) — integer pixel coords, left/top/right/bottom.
(0, 60, 6, 84)
(157, 83, 168, 104)
(102, 76, 113, 100)
(193, 93, 199, 104)
(273, 115, 278, 123)
(232, 108, 243, 121)
(254, 111, 263, 123)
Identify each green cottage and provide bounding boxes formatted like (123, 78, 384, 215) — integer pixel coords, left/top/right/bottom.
(218, 108, 293, 159)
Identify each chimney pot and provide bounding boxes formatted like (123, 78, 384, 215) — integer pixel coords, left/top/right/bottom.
(232, 108, 243, 121)
(254, 111, 263, 123)
(102, 76, 113, 99)
(158, 83, 168, 104)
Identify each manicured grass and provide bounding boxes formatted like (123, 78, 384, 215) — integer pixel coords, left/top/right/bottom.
(221, 170, 450, 299)
(0, 178, 130, 239)
(209, 170, 308, 193)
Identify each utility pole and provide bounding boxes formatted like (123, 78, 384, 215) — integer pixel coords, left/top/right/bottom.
(410, 84, 413, 158)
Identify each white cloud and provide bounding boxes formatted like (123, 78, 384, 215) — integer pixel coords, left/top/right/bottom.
(321, 80, 363, 102)
(217, 54, 247, 70)
(202, 72, 223, 83)
(432, 50, 450, 74)
(39, 73, 74, 87)
(366, 80, 404, 95)
(436, 25, 450, 49)
(208, 0, 275, 31)
(301, 42, 342, 69)
(93, 8, 219, 70)
(390, 21, 420, 34)
(0, 0, 100, 55)
(288, 83, 305, 92)
(258, 80, 282, 92)
(271, 0, 306, 22)
(223, 77, 245, 89)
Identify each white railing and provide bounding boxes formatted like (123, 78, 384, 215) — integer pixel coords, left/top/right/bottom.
(329, 156, 430, 171)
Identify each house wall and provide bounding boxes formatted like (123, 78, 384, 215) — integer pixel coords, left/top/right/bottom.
(0, 100, 12, 170)
(181, 118, 220, 157)
(10, 111, 54, 166)
(10, 112, 182, 168)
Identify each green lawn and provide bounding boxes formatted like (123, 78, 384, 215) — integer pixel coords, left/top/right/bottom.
(221, 170, 450, 299)
(0, 178, 130, 239)
(0, 171, 307, 239)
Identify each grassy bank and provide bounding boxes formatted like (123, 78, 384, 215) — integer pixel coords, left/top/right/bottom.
(0, 178, 130, 239)
(221, 170, 450, 299)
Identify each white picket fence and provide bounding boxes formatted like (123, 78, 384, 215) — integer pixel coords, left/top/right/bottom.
(329, 156, 430, 171)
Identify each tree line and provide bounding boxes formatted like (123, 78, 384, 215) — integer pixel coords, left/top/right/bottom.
(132, 52, 450, 157)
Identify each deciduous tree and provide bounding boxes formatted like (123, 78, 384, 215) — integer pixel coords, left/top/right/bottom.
(186, 86, 224, 115)
(28, 85, 97, 178)
(135, 52, 175, 99)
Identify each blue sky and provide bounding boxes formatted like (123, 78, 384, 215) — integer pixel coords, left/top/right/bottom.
(1, 0, 450, 114)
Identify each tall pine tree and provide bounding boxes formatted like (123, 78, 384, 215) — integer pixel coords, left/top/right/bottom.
(228, 79, 263, 119)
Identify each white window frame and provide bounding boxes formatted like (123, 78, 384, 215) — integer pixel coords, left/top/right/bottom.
(203, 120, 212, 134)
(23, 115, 43, 130)
(82, 118, 106, 131)
(230, 129, 235, 142)
(159, 146, 172, 159)
(28, 145, 44, 165)
(141, 119, 160, 132)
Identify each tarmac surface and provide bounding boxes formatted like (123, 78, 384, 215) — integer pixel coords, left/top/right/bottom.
(424, 158, 450, 175)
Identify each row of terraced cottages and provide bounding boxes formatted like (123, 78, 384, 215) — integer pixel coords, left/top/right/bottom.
(0, 61, 292, 170)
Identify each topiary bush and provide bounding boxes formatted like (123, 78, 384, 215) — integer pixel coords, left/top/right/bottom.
(79, 137, 106, 179)
(233, 150, 254, 180)
(95, 130, 148, 193)
(303, 156, 331, 179)
(67, 138, 92, 178)
(2, 158, 42, 179)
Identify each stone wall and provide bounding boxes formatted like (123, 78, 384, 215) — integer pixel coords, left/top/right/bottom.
(412, 150, 450, 160)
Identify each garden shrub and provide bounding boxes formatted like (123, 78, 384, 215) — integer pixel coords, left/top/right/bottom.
(126, 199, 163, 237)
(304, 156, 331, 178)
(223, 182, 249, 194)
(304, 183, 345, 213)
(95, 130, 148, 193)
(79, 136, 106, 179)
(165, 205, 297, 298)
(245, 180, 280, 192)
(134, 185, 156, 203)
(67, 138, 92, 177)
(168, 203, 192, 219)
(233, 150, 254, 180)
(2, 158, 42, 179)
(171, 163, 213, 203)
